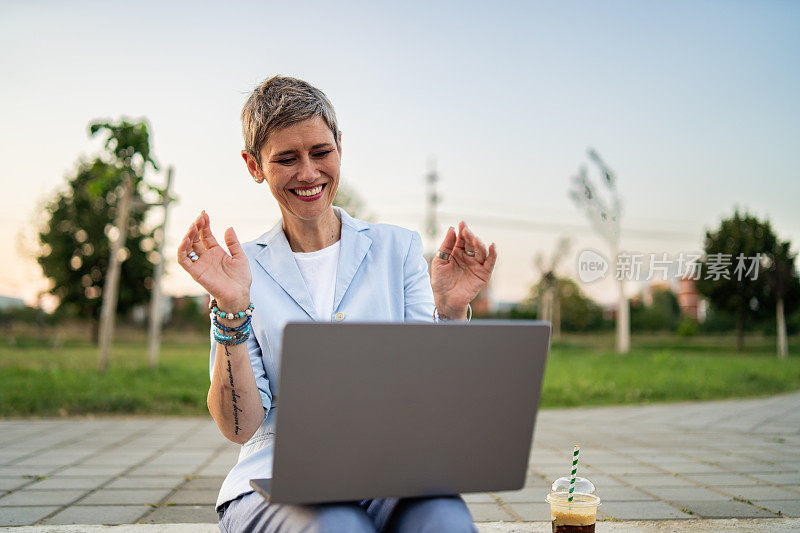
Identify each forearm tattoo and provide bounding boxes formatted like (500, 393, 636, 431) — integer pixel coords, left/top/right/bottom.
(224, 344, 242, 435)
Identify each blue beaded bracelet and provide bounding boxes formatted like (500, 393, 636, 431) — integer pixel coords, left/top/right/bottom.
(214, 323, 251, 345)
(210, 302, 254, 320)
(212, 314, 252, 333)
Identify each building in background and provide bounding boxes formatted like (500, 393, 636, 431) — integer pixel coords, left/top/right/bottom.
(677, 276, 703, 321)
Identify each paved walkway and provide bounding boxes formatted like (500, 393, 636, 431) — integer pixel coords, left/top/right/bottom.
(1, 392, 798, 529)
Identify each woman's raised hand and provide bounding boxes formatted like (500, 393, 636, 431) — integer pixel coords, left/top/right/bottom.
(430, 221, 497, 319)
(177, 211, 252, 311)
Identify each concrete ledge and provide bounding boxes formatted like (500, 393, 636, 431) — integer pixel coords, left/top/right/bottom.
(2, 520, 800, 532)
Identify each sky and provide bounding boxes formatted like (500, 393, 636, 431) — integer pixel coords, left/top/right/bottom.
(1, 0, 799, 307)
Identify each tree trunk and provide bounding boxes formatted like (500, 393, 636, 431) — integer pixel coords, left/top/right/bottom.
(147, 167, 173, 369)
(98, 173, 134, 371)
(736, 310, 745, 351)
(553, 296, 561, 340)
(617, 278, 630, 354)
(777, 297, 788, 359)
(91, 320, 99, 345)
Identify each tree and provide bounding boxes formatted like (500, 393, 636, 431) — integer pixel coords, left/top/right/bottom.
(764, 240, 800, 358)
(533, 238, 571, 338)
(524, 276, 605, 332)
(37, 119, 159, 342)
(631, 286, 681, 332)
(569, 149, 629, 352)
(696, 210, 776, 351)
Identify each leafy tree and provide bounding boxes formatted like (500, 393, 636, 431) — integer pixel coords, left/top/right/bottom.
(37, 119, 159, 341)
(631, 286, 681, 332)
(696, 210, 776, 351)
(524, 276, 605, 332)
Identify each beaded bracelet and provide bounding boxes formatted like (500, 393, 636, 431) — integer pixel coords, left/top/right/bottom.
(209, 298, 254, 320)
(212, 314, 252, 333)
(213, 322, 251, 345)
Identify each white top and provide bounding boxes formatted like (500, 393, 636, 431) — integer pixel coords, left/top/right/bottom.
(293, 240, 341, 321)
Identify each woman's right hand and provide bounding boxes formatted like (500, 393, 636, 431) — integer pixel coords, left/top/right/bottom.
(177, 211, 252, 311)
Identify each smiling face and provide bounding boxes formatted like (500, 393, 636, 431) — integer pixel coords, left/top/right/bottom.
(242, 115, 341, 224)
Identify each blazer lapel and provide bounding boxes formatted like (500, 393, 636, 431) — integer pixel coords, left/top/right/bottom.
(252, 208, 371, 320)
(333, 207, 372, 312)
(254, 222, 318, 320)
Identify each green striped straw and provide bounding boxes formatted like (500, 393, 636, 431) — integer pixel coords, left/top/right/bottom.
(568, 445, 580, 502)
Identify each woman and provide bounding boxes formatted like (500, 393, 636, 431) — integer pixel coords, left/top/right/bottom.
(178, 76, 498, 532)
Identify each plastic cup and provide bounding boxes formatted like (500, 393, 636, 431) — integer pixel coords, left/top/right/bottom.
(545, 491, 601, 533)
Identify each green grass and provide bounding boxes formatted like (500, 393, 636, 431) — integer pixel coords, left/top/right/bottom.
(0, 337, 211, 416)
(1, 331, 799, 416)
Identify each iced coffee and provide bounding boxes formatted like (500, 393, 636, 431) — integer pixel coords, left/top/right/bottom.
(545, 491, 601, 533)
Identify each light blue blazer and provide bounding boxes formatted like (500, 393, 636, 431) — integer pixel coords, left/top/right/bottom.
(212, 206, 435, 510)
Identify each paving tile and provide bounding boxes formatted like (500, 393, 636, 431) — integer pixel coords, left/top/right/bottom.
(194, 464, 233, 476)
(0, 466, 59, 477)
(750, 472, 800, 485)
(653, 462, 727, 474)
(0, 489, 88, 506)
(645, 486, 731, 501)
(82, 453, 152, 466)
(712, 462, 787, 473)
(165, 489, 218, 505)
(719, 485, 800, 501)
(594, 486, 656, 501)
(671, 499, 779, 518)
(183, 476, 225, 491)
(505, 502, 551, 521)
(462, 492, 495, 503)
(593, 464, 663, 475)
(0, 505, 60, 526)
(140, 504, 220, 523)
(0, 477, 30, 491)
(147, 452, 215, 465)
(0, 451, 33, 464)
(492, 487, 548, 503)
(683, 473, 766, 486)
(579, 474, 627, 487)
(598, 501, 693, 520)
(78, 488, 172, 505)
(106, 476, 184, 489)
(43, 504, 151, 525)
(464, 502, 515, 521)
(128, 464, 199, 476)
(623, 474, 696, 488)
(753, 499, 800, 518)
(57, 465, 128, 477)
(27, 476, 111, 490)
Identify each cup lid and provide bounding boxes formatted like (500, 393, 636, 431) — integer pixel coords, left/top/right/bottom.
(552, 476, 595, 495)
(546, 491, 601, 506)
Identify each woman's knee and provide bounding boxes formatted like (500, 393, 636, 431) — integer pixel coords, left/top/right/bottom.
(389, 496, 477, 533)
(309, 505, 376, 533)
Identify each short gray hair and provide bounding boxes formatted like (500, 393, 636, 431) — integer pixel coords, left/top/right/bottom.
(241, 75, 340, 166)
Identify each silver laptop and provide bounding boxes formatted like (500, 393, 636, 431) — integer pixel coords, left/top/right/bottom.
(250, 320, 550, 504)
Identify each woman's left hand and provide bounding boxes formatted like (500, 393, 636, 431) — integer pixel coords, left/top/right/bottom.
(430, 221, 498, 320)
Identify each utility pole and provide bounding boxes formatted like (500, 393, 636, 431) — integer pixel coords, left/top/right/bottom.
(98, 172, 134, 371)
(425, 158, 440, 256)
(147, 167, 174, 369)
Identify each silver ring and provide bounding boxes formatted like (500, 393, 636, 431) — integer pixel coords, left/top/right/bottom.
(465, 250, 476, 257)
(436, 251, 450, 261)
(188, 251, 199, 262)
